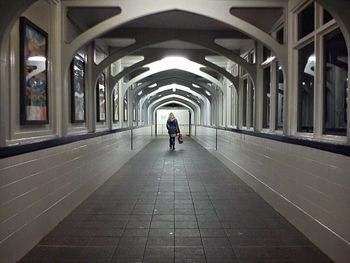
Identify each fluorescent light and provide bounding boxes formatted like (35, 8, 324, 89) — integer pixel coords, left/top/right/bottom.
(138, 90, 143, 96)
(172, 87, 176, 92)
(308, 55, 316, 62)
(205, 91, 211, 96)
(149, 83, 157, 88)
(261, 56, 276, 66)
(28, 56, 46, 62)
(192, 83, 200, 88)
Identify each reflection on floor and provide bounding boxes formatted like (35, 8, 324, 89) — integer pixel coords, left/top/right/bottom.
(20, 138, 333, 263)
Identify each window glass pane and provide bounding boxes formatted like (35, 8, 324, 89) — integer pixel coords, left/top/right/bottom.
(277, 28, 284, 44)
(276, 62, 284, 129)
(323, 9, 333, 24)
(263, 46, 271, 62)
(298, 42, 314, 132)
(263, 66, 271, 129)
(243, 79, 248, 126)
(250, 80, 255, 128)
(323, 28, 348, 135)
(298, 3, 314, 39)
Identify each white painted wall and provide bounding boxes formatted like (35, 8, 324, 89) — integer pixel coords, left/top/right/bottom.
(0, 126, 153, 263)
(157, 108, 190, 135)
(193, 126, 350, 263)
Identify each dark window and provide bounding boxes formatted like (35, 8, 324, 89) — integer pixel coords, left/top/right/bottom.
(276, 62, 284, 129)
(243, 79, 248, 126)
(323, 9, 333, 24)
(323, 29, 348, 135)
(263, 46, 271, 62)
(298, 42, 314, 133)
(277, 28, 284, 44)
(263, 66, 271, 129)
(298, 3, 315, 39)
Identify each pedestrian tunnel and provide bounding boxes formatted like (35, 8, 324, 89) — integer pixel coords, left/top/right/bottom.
(0, 1, 350, 262)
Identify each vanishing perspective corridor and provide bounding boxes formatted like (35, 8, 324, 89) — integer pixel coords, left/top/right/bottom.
(20, 138, 332, 263)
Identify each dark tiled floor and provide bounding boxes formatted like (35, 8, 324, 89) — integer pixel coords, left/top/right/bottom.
(19, 138, 333, 263)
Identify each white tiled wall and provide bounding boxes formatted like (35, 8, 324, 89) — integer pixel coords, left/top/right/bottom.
(194, 126, 350, 263)
(0, 127, 152, 263)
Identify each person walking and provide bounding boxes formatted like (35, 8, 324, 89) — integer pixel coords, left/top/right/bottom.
(166, 112, 180, 150)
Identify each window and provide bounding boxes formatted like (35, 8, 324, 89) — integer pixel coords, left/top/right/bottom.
(323, 29, 348, 135)
(263, 46, 271, 62)
(263, 66, 271, 129)
(276, 63, 284, 129)
(323, 9, 333, 24)
(298, 42, 314, 133)
(298, 2, 315, 39)
(242, 79, 248, 127)
(277, 28, 284, 44)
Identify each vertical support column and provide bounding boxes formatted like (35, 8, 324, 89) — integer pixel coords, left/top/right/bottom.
(51, 1, 63, 137)
(238, 78, 243, 129)
(215, 126, 218, 151)
(189, 110, 191, 136)
(255, 43, 264, 132)
(130, 126, 133, 150)
(226, 86, 232, 127)
(155, 110, 157, 136)
(247, 79, 252, 129)
(86, 45, 96, 133)
(270, 62, 277, 131)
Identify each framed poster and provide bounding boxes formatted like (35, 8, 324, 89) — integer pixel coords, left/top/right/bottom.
(96, 73, 106, 122)
(113, 86, 119, 122)
(20, 17, 49, 125)
(71, 54, 86, 123)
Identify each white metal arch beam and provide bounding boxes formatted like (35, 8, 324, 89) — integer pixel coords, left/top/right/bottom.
(129, 73, 219, 102)
(148, 97, 200, 124)
(135, 81, 214, 106)
(92, 33, 253, 90)
(152, 101, 196, 126)
(61, 0, 287, 81)
(141, 88, 206, 113)
(125, 62, 223, 94)
(110, 53, 239, 90)
(148, 94, 201, 118)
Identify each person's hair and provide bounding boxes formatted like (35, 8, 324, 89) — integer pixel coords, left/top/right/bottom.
(168, 112, 175, 120)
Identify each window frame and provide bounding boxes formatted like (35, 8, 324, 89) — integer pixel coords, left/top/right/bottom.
(292, 0, 347, 142)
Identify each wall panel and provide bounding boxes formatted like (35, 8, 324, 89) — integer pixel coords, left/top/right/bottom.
(0, 127, 152, 263)
(194, 126, 350, 263)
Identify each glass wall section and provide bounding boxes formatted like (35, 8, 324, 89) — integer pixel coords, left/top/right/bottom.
(298, 42, 314, 132)
(263, 67, 271, 129)
(276, 63, 284, 130)
(323, 9, 333, 24)
(323, 29, 348, 135)
(298, 2, 314, 39)
(277, 28, 284, 44)
(263, 46, 271, 62)
(242, 79, 248, 127)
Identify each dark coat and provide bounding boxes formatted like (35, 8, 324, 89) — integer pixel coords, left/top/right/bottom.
(166, 118, 179, 135)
